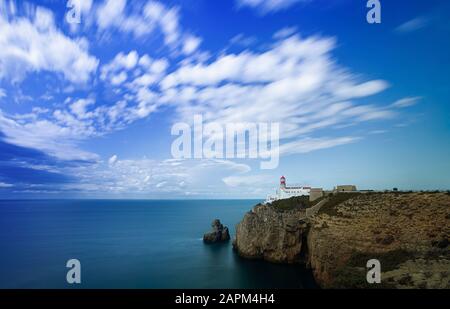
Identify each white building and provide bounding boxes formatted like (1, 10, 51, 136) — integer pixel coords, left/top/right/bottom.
(264, 176, 311, 204)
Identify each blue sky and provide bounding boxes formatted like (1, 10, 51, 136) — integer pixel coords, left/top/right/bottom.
(0, 0, 449, 198)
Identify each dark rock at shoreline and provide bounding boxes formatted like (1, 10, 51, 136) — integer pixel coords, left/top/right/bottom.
(203, 219, 230, 244)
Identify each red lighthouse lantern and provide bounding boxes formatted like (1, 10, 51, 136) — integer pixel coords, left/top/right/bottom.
(280, 176, 286, 188)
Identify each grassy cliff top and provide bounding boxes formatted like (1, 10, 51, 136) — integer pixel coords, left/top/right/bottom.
(269, 195, 322, 211)
(309, 191, 450, 288)
(318, 191, 450, 216)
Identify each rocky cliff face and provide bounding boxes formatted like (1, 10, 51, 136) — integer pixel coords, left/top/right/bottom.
(233, 204, 308, 263)
(234, 192, 450, 288)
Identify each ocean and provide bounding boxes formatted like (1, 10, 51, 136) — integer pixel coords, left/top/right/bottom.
(0, 199, 317, 289)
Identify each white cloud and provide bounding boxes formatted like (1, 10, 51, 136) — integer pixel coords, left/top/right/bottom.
(236, 0, 304, 14)
(223, 174, 269, 187)
(146, 2, 180, 46)
(75, 0, 93, 13)
(97, 0, 127, 29)
(111, 71, 128, 86)
(229, 34, 257, 48)
(70, 98, 95, 119)
(57, 158, 254, 197)
(161, 33, 394, 155)
(101, 51, 168, 91)
(392, 97, 422, 108)
(0, 110, 98, 161)
(0, 50, 169, 162)
(182, 35, 202, 55)
(100, 51, 169, 122)
(0, 2, 180, 162)
(101, 51, 139, 79)
(333, 80, 390, 99)
(0, 88, 5, 98)
(0, 182, 13, 188)
(162, 35, 339, 88)
(0, 0, 407, 176)
(395, 17, 429, 33)
(108, 155, 118, 165)
(95, 0, 183, 50)
(92, 0, 203, 57)
(273, 26, 298, 39)
(280, 137, 360, 155)
(0, 25, 400, 166)
(0, 5, 99, 83)
(0, 2, 420, 198)
(156, 181, 167, 188)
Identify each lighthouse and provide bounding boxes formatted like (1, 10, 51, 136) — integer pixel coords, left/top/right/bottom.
(280, 176, 286, 189)
(264, 176, 319, 204)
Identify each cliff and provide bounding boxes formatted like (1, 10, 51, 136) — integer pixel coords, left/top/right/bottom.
(233, 198, 310, 263)
(234, 192, 450, 288)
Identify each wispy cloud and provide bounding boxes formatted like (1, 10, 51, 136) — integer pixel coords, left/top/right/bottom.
(395, 17, 429, 33)
(161, 32, 394, 156)
(0, 0, 401, 164)
(93, 0, 201, 55)
(0, 182, 13, 188)
(223, 174, 272, 188)
(391, 97, 422, 108)
(273, 26, 298, 39)
(0, 0, 421, 196)
(108, 155, 118, 165)
(229, 34, 258, 48)
(0, 4, 98, 83)
(56, 158, 255, 197)
(369, 130, 387, 135)
(0, 110, 99, 161)
(236, 0, 306, 14)
(280, 137, 360, 155)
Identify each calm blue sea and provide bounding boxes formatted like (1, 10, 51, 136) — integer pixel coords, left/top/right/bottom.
(0, 200, 317, 289)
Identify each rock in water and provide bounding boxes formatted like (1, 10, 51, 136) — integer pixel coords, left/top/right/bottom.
(203, 219, 230, 244)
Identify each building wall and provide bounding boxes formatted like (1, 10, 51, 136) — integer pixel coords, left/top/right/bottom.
(309, 188, 324, 202)
(279, 187, 310, 199)
(335, 185, 357, 192)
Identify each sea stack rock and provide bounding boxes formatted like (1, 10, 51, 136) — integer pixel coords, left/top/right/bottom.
(203, 219, 230, 244)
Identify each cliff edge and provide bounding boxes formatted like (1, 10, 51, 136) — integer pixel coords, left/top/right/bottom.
(233, 198, 310, 263)
(234, 192, 450, 288)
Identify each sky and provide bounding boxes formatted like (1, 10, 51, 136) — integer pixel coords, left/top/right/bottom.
(0, 0, 449, 199)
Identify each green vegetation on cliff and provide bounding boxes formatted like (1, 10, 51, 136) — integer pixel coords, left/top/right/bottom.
(318, 192, 361, 216)
(269, 195, 323, 211)
(309, 192, 450, 289)
(331, 249, 414, 289)
(270, 196, 310, 211)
